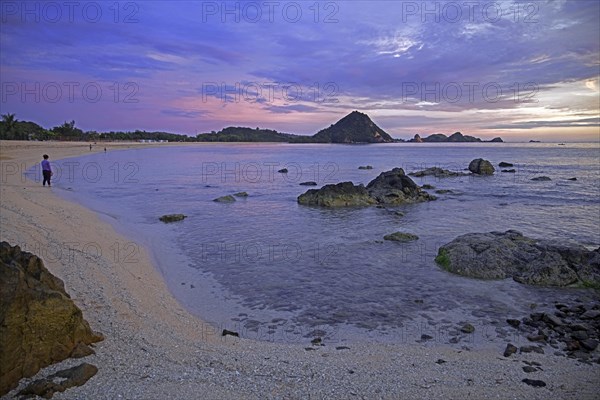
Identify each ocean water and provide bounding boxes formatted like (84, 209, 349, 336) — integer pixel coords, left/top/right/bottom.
(29, 143, 600, 347)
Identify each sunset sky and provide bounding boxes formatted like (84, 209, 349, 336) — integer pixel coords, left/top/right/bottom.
(1, 1, 598, 141)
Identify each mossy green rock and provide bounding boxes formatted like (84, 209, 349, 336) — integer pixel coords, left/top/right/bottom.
(383, 232, 419, 242)
(0, 242, 103, 396)
(436, 230, 600, 287)
(298, 182, 377, 207)
(159, 214, 187, 223)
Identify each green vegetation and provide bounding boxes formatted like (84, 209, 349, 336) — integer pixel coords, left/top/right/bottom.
(435, 248, 451, 269)
(580, 280, 600, 290)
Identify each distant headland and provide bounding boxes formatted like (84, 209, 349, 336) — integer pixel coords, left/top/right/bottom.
(0, 111, 502, 143)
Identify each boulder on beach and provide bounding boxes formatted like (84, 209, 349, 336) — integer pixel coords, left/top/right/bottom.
(297, 182, 377, 207)
(213, 195, 236, 203)
(435, 230, 600, 287)
(409, 167, 467, 178)
(0, 242, 103, 396)
(159, 214, 186, 223)
(366, 168, 435, 205)
(468, 158, 495, 175)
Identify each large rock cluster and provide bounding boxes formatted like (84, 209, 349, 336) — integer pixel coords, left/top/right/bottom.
(435, 230, 600, 287)
(298, 168, 435, 207)
(0, 242, 103, 396)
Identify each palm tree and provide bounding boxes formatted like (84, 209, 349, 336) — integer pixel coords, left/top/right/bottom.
(1, 113, 18, 140)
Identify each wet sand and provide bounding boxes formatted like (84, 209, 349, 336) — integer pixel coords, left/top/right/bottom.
(1, 140, 598, 399)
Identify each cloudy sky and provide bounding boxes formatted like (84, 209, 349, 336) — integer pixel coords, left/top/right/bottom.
(1, 0, 598, 141)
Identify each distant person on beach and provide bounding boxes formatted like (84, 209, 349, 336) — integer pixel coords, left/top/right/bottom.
(104, 147, 107, 152)
(89, 144, 92, 151)
(41, 154, 52, 187)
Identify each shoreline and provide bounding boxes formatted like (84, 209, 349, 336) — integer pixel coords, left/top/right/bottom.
(1, 140, 599, 399)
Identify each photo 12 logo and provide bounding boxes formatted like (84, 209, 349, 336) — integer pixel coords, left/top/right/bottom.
(400, 2, 539, 23)
(200, 1, 340, 23)
(400, 81, 539, 104)
(1, 81, 140, 104)
(1, 1, 140, 23)
(201, 81, 339, 104)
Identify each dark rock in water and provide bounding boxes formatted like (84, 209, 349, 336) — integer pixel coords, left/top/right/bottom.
(213, 195, 236, 203)
(159, 214, 187, 223)
(222, 329, 239, 337)
(298, 182, 376, 207)
(460, 323, 475, 333)
(435, 189, 453, 194)
(507, 319, 521, 328)
(501, 169, 516, 173)
(299, 181, 318, 186)
(298, 168, 436, 207)
(409, 167, 466, 178)
(522, 366, 538, 373)
(311, 337, 323, 345)
(468, 158, 495, 175)
(435, 359, 446, 364)
(435, 230, 600, 287)
(366, 168, 435, 205)
(358, 165, 373, 170)
(499, 162, 514, 167)
(522, 378, 546, 387)
(531, 176, 551, 181)
(278, 168, 288, 173)
(383, 232, 419, 242)
(18, 363, 98, 399)
(421, 184, 435, 190)
(503, 343, 518, 357)
(0, 242, 103, 396)
(568, 177, 577, 181)
(421, 334, 433, 341)
(233, 192, 249, 197)
(394, 211, 405, 217)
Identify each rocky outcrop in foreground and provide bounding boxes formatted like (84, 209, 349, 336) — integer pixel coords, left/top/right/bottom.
(435, 230, 600, 287)
(503, 301, 600, 364)
(0, 242, 103, 396)
(298, 168, 435, 207)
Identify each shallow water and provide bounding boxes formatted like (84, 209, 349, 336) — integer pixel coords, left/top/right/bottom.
(30, 142, 600, 347)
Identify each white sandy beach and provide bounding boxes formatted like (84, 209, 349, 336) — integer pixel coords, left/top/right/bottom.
(1, 140, 598, 399)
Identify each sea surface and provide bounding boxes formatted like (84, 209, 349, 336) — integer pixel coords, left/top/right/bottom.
(28, 142, 600, 347)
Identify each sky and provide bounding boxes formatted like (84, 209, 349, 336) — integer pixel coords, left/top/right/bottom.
(1, 0, 599, 141)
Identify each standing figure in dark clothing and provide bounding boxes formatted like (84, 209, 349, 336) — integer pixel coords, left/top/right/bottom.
(41, 154, 52, 186)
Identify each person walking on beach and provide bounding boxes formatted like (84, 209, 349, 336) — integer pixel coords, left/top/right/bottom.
(41, 154, 52, 187)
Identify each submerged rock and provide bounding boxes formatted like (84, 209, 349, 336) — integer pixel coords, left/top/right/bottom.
(159, 214, 187, 223)
(297, 182, 377, 207)
(531, 176, 552, 181)
(501, 169, 516, 173)
(299, 181, 318, 186)
(358, 165, 373, 170)
(409, 167, 466, 178)
(233, 192, 249, 197)
(468, 158, 495, 175)
(366, 168, 435, 205)
(383, 232, 419, 242)
(435, 230, 600, 287)
(0, 242, 103, 396)
(213, 195, 236, 203)
(499, 162, 514, 167)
